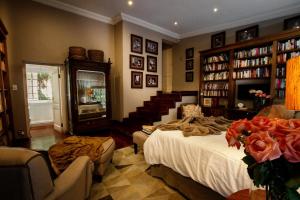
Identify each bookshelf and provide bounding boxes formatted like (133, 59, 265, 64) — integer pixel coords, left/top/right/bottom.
(199, 29, 300, 117)
(0, 20, 14, 146)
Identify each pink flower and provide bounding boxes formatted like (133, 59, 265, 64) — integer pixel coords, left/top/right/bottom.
(275, 119, 300, 134)
(245, 131, 282, 163)
(283, 132, 300, 163)
(226, 128, 241, 149)
(251, 116, 276, 132)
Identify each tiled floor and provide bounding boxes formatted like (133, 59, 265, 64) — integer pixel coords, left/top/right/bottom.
(90, 146, 186, 200)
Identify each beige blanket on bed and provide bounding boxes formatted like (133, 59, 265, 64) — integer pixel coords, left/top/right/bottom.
(143, 116, 232, 137)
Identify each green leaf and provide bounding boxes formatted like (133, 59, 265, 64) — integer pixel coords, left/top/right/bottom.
(287, 188, 300, 200)
(286, 176, 300, 189)
(242, 155, 256, 166)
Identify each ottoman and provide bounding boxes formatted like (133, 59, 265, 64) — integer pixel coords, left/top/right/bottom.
(133, 131, 150, 154)
(49, 136, 115, 177)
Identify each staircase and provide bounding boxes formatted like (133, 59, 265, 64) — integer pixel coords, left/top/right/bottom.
(122, 91, 183, 134)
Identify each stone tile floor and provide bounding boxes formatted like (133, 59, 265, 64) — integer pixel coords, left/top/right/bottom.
(90, 146, 186, 200)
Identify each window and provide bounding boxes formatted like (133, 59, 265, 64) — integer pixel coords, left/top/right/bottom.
(27, 72, 52, 101)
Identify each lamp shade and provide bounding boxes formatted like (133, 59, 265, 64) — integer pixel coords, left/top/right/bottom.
(285, 56, 300, 110)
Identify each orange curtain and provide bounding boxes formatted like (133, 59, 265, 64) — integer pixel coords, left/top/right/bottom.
(286, 56, 300, 110)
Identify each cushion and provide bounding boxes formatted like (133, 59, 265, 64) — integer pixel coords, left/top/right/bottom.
(257, 104, 295, 119)
(182, 104, 203, 118)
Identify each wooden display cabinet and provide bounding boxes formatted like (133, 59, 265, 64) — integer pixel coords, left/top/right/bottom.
(0, 20, 14, 145)
(66, 59, 111, 135)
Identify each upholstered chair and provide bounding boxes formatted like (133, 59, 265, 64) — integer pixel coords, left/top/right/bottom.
(0, 147, 94, 200)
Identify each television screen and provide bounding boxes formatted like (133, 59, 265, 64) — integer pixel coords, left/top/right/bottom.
(237, 83, 270, 100)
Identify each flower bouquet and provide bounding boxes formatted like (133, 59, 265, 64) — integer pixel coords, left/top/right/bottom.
(249, 90, 272, 111)
(226, 116, 300, 200)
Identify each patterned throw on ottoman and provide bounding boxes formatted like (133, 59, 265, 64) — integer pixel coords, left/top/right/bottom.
(49, 136, 115, 176)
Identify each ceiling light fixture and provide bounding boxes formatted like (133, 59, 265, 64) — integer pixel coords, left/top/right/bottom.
(213, 8, 218, 12)
(174, 21, 178, 26)
(128, 0, 133, 6)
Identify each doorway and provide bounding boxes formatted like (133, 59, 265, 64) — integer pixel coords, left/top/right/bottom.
(25, 63, 66, 137)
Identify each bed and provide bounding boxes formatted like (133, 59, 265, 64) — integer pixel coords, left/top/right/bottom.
(144, 129, 252, 199)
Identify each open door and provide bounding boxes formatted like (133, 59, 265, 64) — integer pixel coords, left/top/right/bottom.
(52, 68, 62, 132)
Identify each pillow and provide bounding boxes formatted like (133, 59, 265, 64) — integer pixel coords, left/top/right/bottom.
(257, 104, 295, 119)
(182, 104, 203, 118)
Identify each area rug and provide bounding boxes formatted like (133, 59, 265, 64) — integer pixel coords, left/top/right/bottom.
(90, 146, 185, 200)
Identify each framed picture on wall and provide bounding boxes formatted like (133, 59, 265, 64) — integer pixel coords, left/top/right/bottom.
(147, 56, 157, 72)
(185, 48, 194, 59)
(131, 71, 143, 88)
(131, 34, 143, 54)
(145, 39, 158, 55)
(284, 15, 300, 30)
(185, 59, 194, 70)
(236, 25, 259, 42)
(146, 74, 158, 87)
(129, 55, 144, 70)
(203, 98, 212, 107)
(185, 71, 193, 82)
(211, 31, 225, 48)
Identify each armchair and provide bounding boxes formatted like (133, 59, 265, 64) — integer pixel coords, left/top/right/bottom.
(0, 147, 94, 200)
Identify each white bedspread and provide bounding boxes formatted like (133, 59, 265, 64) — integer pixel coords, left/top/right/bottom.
(144, 129, 252, 197)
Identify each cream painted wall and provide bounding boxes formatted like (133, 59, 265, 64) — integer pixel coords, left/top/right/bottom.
(162, 48, 173, 92)
(172, 17, 287, 91)
(1, 0, 115, 138)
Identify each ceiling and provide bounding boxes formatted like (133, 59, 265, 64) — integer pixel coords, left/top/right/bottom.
(34, 0, 300, 39)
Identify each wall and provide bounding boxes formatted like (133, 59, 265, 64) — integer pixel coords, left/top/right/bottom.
(120, 21, 176, 118)
(1, 0, 115, 138)
(162, 47, 173, 93)
(172, 17, 289, 91)
(29, 101, 53, 125)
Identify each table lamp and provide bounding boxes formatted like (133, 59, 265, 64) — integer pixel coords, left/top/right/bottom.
(285, 56, 300, 118)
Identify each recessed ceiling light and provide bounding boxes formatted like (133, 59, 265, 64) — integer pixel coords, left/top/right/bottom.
(128, 0, 133, 6)
(213, 8, 218, 12)
(174, 21, 178, 26)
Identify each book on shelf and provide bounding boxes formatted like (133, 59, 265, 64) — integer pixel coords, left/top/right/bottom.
(233, 67, 270, 79)
(234, 46, 272, 58)
(276, 67, 286, 78)
(203, 82, 228, 90)
(202, 90, 228, 97)
(275, 78, 286, 89)
(204, 63, 228, 71)
(203, 71, 229, 81)
(277, 52, 300, 63)
(278, 38, 300, 51)
(234, 57, 272, 68)
(204, 53, 228, 63)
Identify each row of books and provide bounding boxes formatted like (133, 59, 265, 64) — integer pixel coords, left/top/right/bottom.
(234, 46, 272, 58)
(204, 54, 229, 64)
(234, 57, 272, 68)
(276, 67, 286, 78)
(276, 90, 285, 99)
(277, 52, 300, 64)
(202, 90, 228, 97)
(233, 68, 270, 79)
(278, 38, 300, 51)
(203, 82, 228, 90)
(275, 78, 286, 89)
(203, 72, 229, 81)
(204, 63, 228, 72)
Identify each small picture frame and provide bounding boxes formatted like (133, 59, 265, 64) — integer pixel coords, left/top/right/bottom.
(146, 39, 158, 55)
(185, 59, 194, 70)
(147, 56, 157, 72)
(131, 34, 143, 54)
(236, 25, 259, 42)
(284, 15, 300, 30)
(146, 74, 158, 87)
(185, 71, 193, 82)
(131, 71, 143, 88)
(129, 55, 144, 70)
(211, 32, 225, 48)
(186, 48, 194, 59)
(203, 98, 212, 107)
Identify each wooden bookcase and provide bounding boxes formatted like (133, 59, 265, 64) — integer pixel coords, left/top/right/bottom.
(199, 29, 300, 117)
(0, 20, 14, 145)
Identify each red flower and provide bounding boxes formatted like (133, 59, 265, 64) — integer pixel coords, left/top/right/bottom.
(245, 131, 282, 163)
(275, 119, 300, 134)
(283, 132, 300, 163)
(226, 119, 252, 149)
(251, 116, 276, 132)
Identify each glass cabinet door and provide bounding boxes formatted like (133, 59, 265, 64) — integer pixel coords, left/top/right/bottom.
(77, 70, 106, 119)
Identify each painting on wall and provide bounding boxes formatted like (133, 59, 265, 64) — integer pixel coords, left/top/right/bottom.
(131, 71, 143, 88)
(146, 39, 158, 55)
(236, 25, 259, 42)
(146, 74, 158, 87)
(203, 98, 212, 107)
(185, 48, 194, 59)
(284, 15, 300, 30)
(185, 71, 193, 82)
(185, 59, 194, 70)
(130, 55, 144, 70)
(211, 31, 225, 48)
(131, 34, 143, 54)
(147, 56, 157, 72)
